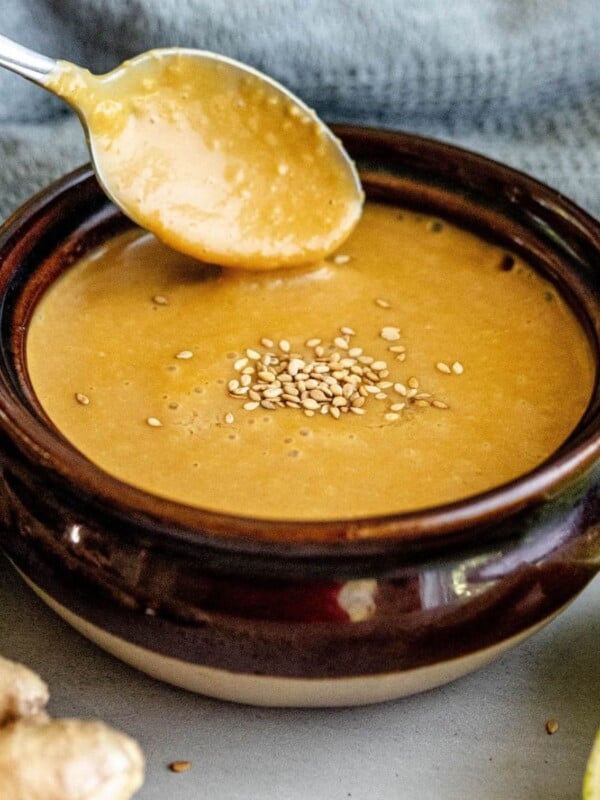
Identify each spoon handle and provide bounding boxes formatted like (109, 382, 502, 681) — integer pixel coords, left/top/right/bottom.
(0, 34, 57, 87)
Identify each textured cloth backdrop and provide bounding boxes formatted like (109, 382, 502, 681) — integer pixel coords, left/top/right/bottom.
(1, 0, 600, 221)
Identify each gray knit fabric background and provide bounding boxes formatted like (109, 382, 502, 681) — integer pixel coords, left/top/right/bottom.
(1, 0, 600, 223)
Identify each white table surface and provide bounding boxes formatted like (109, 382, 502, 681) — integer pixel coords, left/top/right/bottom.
(0, 551, 598, 800)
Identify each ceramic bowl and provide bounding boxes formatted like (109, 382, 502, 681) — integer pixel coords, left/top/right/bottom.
(0, 127, 599, 706)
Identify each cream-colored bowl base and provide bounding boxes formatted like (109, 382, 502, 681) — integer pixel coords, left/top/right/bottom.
(20, 569, 556, 707)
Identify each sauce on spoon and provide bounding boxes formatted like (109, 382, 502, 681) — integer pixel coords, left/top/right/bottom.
(48, 50, 363, 269)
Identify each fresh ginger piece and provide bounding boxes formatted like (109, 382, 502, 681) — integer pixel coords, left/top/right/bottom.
(0, 718, 145, 800)
(0, 655, 49, 726)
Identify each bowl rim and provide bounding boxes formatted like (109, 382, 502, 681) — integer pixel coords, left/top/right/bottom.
(1, 125, 600, 562)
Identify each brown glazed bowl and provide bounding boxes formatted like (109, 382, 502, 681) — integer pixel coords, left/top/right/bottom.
(0, 127, 599, 706)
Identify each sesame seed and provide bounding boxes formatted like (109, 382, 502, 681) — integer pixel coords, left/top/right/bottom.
(394, 383, 407, 396)
(246, 348, 261, 360)
(234, 358, 248, 371)
(169, 761, 191, 773)
(371, 361, 387, 371)
(432, 400, 450, 409)
(152, 295, 168, 305)
(146, 417, 162, 427)
(340, 326, 356, 336)
(407, 377, 419, 389)
(380, 327, 401, 342)
(350, 407, 366, 415)
(176, 350, 193, 360)
(385, 413, 400, 422)
(302, 398, 320, 410)
(334, 336, 349, 350)
(452, 361, 464, 375)
(391, 403, 406, 412)
(436, 362, 452, 374)
(279, 339, 291, 353)
(388, 345, 406, 353)
(375, 298, 391, 308)
(545, 719, 559, 735)
(306, 338, 321, 348)
(333, 254, 351, 264)
(288, 358, 305, 376)
(75, 392, 90, 405)
(261, 338, 274, 348)
(243, 401, 260, 411)
(225, 413, 235, 424)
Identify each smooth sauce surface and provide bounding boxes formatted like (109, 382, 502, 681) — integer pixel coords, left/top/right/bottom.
(47, 53, 362, 269)
(27, 204, 594, 522)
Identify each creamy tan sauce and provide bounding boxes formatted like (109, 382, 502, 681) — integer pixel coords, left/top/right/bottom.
(26, 204, 594, 522)
(47, 52, 362, 269)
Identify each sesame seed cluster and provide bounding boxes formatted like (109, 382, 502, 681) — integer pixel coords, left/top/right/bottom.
(226, 325, 453, 422)
(74, 298, 465, 429)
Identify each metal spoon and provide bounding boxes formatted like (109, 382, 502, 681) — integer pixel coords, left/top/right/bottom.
(0, 35, 363, 269)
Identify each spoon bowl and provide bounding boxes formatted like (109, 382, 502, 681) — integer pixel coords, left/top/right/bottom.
(0, 36, 363, 269)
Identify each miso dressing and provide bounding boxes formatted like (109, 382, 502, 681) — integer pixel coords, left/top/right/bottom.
(26, 204, 594, 523)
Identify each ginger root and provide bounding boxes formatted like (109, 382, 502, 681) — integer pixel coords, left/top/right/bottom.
(0, 718, 144, 800)
(0, 655, 144, 800)
(0, 655, 49, 726)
